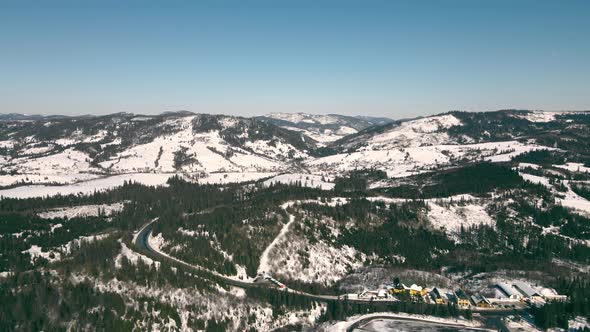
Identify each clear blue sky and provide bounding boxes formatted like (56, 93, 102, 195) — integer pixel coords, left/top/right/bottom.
(1, 0, 589, 118)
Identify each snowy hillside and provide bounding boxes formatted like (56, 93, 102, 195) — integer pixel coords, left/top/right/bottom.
(3, 110, 590, 331)
(1, 110, 589, 195)
(0, 112, 314, 189)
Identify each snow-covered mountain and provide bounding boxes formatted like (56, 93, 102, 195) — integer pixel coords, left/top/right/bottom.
(307, 110, 590, 178)
(1, 109, 589, 192)
(0, 112, 315, 188)
(3, 109, 590, 331)
(255, 112, 393, 145)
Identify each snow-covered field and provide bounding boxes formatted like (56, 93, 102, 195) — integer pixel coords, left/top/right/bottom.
(1, 148, 101, 186)
(554, 162, 590, 174)
(97, 116, 293, 174)
(361, 114, 463, 150)
(307, 140, 549, 178)
(0, 112, 565, 197)
(0, 173, 174, 199)
(185, 171, 276, 185)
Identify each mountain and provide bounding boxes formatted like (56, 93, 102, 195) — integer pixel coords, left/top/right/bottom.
(2, 109, 590, 331)
(0, 112, 316, 188)
(255, 112, 393, 145)
(307, 110, 590, 178)
(2, 109, 589, 189)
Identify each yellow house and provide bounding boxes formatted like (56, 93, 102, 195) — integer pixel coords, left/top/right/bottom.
(408, 284, 423, 296)
(454, 289, 471, 308)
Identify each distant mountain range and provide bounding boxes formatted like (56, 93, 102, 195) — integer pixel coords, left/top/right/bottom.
(3, 109, 590, 331)
(1, 109, 589, 189)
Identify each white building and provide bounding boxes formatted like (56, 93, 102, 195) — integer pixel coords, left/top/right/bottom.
(496, 282, 522, 300)
(539, 288, 568, 302)
(512, 281, 543, 302)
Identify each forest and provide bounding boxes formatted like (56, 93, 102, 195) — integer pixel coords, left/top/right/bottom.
(1, 160, 590, 330)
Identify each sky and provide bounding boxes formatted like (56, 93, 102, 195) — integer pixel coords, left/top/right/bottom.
(1, 0, 589, 119)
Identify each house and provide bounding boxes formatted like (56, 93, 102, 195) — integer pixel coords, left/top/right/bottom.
(470, 294, 491, 308)
(390, 283, 407, 294)
(430, 287, 446, 305)
(454, 289, 471, 308)
(409, 284, 423, 296)
(512, 281, 543, 301)
(496, 282, 522, 300)
(539, 288, 567, 302)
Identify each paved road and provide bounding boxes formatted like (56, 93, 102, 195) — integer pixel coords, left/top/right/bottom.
(133, 219, 342, 301)
(132, 218, 531, 315)
(347, 315, 496, 332)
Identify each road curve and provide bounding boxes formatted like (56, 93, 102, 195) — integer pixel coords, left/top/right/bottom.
(346, 315, 495, 332)
(133, 219, 341, 301)
(132, 219, 529, 314)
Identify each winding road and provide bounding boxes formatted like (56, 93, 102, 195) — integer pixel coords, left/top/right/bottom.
(132, 217, 525, 325)
(133, 219, 341, 301)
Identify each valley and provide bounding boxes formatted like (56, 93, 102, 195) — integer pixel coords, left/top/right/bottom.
(1, 110, 590, 331)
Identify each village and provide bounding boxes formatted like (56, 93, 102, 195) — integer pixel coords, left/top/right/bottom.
(341, 278, 568, 311)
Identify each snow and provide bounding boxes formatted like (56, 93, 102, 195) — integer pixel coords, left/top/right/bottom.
(186, 172, 275, 185)
(299, 126, 359, 144)
(21, 245, 54, 263)
(568, 316, 590, 331)
(517, 163, 541, 170)
(0, 140, 14, 149)
(363, 114, 462, 149)
(270, 238, 365, 285)
(264, 112, 363, 143)
(554, 162, 590, 173)
(3, 148, 97, 179)
(1, 114, 313, 194)
(98, 116, 291, 174)
(258, 208, 296, 275)
(262, 173, 335, 190)
(0, 173, 174, 199)
(427, 201, 494, 237)
(38, 202, 126, 219)
(148, 232, 167, 252)
(558, 182, 590, 216)
(115, 241, 160, 269)
(519, 173, 551, 187)
(244, 139, 308, 160)
(324, 312, 484, 332)
(516, 111, 558, 123)
(308, 141, 547, 178)
(266, 112, 343, 126)
(258, 200, 364, 285)
(20, 144, 55, 155)
(0, 173, 101, 187)
(21, 233, 112, 264)
(518, 171, 590, 216)
(50, 223, 63, 232)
